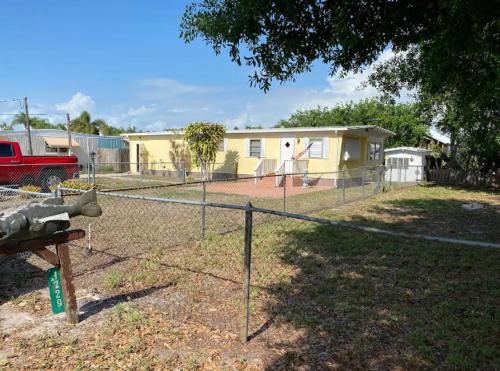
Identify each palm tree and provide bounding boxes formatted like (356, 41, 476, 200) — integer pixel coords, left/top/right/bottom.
(70, 111, 105, 135)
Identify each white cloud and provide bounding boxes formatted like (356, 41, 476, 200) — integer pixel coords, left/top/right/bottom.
(56, 92, 95, 116)
(127, 104, 157, 117)
(139, 78, 222, 100)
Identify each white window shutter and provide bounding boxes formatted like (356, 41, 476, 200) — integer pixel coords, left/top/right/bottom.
(303, 137, 310, 158)
(323, 137, 329, 159)
(244, 138, 250, 157)
(223, 138, 228, 152)
(260, 138, 266, 158)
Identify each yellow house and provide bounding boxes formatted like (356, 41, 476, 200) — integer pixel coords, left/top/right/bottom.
(122, 125, 392, 183)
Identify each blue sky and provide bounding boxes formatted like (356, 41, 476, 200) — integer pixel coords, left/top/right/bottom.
(0, 0, 400, 131)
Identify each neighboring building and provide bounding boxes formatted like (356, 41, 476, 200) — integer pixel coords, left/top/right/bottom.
(122, 125, 393, 184)
(384, 147, 430, 183)
(423, 127, 451, 156)
(0, 129, 128, 164)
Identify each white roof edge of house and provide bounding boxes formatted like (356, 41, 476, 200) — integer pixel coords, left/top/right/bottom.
(0, 129, 124, 140)
(121, 125, 395, 137)
(385, 146, 431, 153)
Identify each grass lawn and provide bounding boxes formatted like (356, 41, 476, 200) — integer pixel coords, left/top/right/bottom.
(0, 185, 498, 369)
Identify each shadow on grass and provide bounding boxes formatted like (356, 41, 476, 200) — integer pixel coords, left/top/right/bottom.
(79, 284, 171, 321)
(0, 255, 47, 306)
(339, 196, 500, 243)
(255, 221, 499, 370)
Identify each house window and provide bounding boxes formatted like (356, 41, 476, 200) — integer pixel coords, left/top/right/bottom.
(0, 143, 14, 157)
(218, 138, 228, 152)
(388, 157, 409, 169)
(308, 138, 323, 159)
(368, 142, 381, 161)
(249, 139, 262, 157)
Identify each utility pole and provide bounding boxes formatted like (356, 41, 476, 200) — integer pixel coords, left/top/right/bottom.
(23, 97, 33, 155)
(66, 113, 73, 156)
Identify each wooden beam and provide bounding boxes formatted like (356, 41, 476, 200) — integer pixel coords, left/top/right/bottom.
(33, 248, 60, 267)
(0, 229, 85, 256)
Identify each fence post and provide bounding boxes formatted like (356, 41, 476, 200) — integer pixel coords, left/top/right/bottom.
(86, 223, 92, 256)
(283, 174, 287, 213)
(242, 201, 253, 343)
(201, 181, 206, 239)
(87, 163, 91, 185)
(342, 169, 346, 203)
(89, 153, 96, 186)
(362, 168, 366, 198)
(183, 161, 187, 184)
(389, 165, 392, 190)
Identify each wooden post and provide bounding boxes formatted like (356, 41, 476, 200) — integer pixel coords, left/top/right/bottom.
(23, 97, 33, 156)
(56, 242, 79, 324)
(66, 113, 73, 156)
(242, 202, 253, 343)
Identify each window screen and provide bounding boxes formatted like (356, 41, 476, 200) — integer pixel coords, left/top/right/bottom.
(308, 138, 323, 158)
(0, 143, 15, 157)
(368, 142, 381, 161)
(344, 138, 360, 160)
(249, 139, 261, 157)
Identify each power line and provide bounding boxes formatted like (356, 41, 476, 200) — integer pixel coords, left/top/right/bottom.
(0, 98, 22, 103)
(0, 113, 53, 116)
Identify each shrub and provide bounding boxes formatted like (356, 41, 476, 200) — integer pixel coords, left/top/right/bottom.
(18, 185, 43, 198)
(58, 180, 100, 191)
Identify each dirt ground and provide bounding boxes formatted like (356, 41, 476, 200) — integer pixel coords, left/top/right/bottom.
(0, 184, 498, 369)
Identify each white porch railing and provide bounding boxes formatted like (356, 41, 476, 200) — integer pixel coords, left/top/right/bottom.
(254, 158, 277, 183)
(275, 161, 286, 187)
(292, 159, 309, 174)
(275, 159, 310, 187)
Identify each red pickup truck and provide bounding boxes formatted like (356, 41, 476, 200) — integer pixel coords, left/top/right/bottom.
(0, 140, 79, 191)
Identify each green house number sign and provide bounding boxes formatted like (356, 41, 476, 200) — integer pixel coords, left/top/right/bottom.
(47, 268, 65, 314)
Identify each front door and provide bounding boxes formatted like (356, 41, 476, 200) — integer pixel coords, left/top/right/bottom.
(280, 137, 295, 173)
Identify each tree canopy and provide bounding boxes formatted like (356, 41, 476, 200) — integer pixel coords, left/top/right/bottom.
(276, 99, 429, 148)
(181, 0, 499, 170)
(11, 113, 65, 130)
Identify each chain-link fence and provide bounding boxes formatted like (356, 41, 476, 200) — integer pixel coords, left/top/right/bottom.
(0, 162, 423, 341)
(0, 162, 422, 217)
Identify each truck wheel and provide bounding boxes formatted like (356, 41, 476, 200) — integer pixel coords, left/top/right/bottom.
(41, 169, 65, 192)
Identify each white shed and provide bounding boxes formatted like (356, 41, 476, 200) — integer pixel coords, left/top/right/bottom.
(384, 147, 430, 183)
